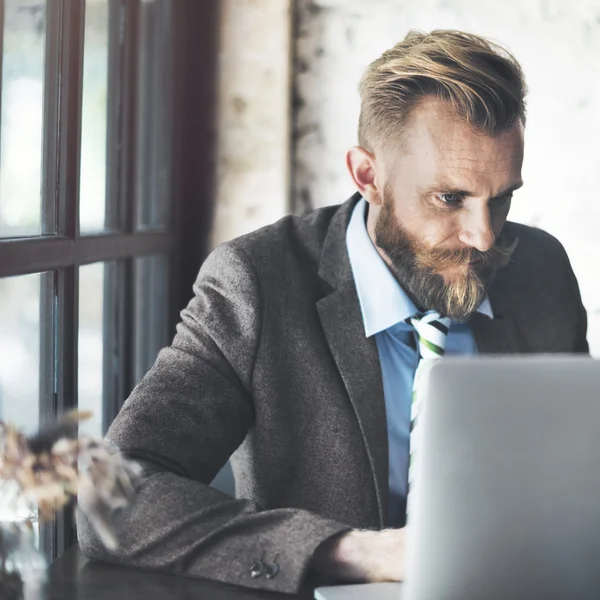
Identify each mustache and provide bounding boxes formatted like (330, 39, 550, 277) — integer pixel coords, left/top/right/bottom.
(415, 233, 519, 272)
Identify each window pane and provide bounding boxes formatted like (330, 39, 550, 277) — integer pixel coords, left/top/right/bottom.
(0, 1, 47, 237)
(0, 272, 45, 545)
(0, 273, 40, 431)
(79, 0, 109, 233)
(78, 262, 106, 438)
(136, 0, 171, 230)
(134, 254, 169, 382)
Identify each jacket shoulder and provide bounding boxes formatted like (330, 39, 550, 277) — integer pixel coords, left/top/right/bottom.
(498, 221, 577, 303)
(503, 221, 570, 272)
(505, 221, 564, 249)
(225, 204, 342, 270)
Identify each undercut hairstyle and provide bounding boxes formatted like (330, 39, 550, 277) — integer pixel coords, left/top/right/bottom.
(358, 29, 528, 151)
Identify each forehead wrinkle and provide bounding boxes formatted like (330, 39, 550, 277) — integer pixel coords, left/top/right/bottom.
(442, 154, 517, 163)
(441, 152, 521, 172)
(438, 164, 517, 177)
(431, 162, 522, 194)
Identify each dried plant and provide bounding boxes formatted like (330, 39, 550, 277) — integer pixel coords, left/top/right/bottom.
(0, 411, 142, 599)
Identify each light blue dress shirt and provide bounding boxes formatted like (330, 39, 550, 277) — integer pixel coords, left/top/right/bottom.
(346, 198, 494, 526)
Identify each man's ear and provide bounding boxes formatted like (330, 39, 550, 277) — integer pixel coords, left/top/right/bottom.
(345, 146, 383, 206)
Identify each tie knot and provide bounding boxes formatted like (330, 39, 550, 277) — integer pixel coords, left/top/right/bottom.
(406, 311, 451, 359)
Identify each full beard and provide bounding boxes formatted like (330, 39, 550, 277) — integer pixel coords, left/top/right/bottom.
(374, 195, 518, 323)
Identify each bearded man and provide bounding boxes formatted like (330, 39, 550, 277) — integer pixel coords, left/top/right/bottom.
(78, 30, 588, 595)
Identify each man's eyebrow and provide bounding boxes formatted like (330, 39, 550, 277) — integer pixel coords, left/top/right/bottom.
(424, 180, 524, 198)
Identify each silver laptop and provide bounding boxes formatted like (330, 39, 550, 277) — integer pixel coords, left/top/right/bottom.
(316, 355, 600, 600)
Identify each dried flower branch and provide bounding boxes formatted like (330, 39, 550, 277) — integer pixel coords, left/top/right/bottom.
(0, 410, 142, 598)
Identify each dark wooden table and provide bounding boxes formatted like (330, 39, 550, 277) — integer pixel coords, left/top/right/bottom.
(47, 545, 310, 599)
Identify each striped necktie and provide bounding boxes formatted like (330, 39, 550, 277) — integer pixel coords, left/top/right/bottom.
(406, 311, 451, 482)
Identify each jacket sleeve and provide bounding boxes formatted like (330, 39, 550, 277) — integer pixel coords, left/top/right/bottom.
(76, 242, 351, 594)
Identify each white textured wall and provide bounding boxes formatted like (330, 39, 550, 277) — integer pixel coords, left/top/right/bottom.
(293, 0, 600, 356)
(211, 0, 293, 247)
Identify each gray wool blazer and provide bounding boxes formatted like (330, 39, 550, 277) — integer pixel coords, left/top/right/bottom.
(77, 193, 589, 594)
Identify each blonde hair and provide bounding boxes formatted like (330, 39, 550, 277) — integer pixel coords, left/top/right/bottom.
(358, 30, 527, 151)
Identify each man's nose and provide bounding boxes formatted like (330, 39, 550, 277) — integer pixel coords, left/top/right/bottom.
(457, 206, 495, 252)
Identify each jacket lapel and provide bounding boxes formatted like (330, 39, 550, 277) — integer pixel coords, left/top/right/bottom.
(473, 285, 522, 354)
(317, 194, 389, 529)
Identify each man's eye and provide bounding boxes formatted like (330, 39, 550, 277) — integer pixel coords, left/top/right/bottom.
(437, 193, 462, 206)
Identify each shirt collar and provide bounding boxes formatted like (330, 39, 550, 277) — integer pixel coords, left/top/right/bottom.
(346, 198, 494, 338)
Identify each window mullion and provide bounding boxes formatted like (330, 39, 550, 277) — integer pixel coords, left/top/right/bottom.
(102, 258, 133, 432)
(56, 0, 85, 242)
(53, 0, 85, 561)
(55, 266, 79, 559)
(41, 0, 62, 235)
(120, 0, 140, 232)
(104, 0, 123, 231)
(102, 0, 139, 428)
(38, 270, 57, 560)
(106, 0, 139, 233)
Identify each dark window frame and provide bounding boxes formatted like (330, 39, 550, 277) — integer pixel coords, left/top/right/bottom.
(0, 0, 220, 563)
(0, 0, 176, 562)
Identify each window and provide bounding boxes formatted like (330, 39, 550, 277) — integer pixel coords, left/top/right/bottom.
(0, 273, 43, 433)
(0, 0, 47, 237)
(0, 0, 177, 562)
(79, 0, 109, 232)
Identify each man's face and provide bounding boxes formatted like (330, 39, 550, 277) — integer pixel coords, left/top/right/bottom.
(368, 99, 524, 321)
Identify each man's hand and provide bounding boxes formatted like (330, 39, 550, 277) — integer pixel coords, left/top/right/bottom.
(311, 528, 407, 583)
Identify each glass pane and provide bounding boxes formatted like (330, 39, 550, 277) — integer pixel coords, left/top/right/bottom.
(0, 0, 47, 237)
(78, 262, 106, 438)
(79, 0, 109, 233)
(134, 254, 169, 383)
(0, 273, 41, 541)
(136, 0, 171, 230)
(0, 274, 40, 431)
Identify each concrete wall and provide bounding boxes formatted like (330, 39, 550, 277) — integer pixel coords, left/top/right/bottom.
(293, 0, 600, 356)
(211, 0, 293, 248)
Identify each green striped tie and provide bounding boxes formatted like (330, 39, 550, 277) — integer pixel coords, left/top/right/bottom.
(406, 311, 451, 483)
